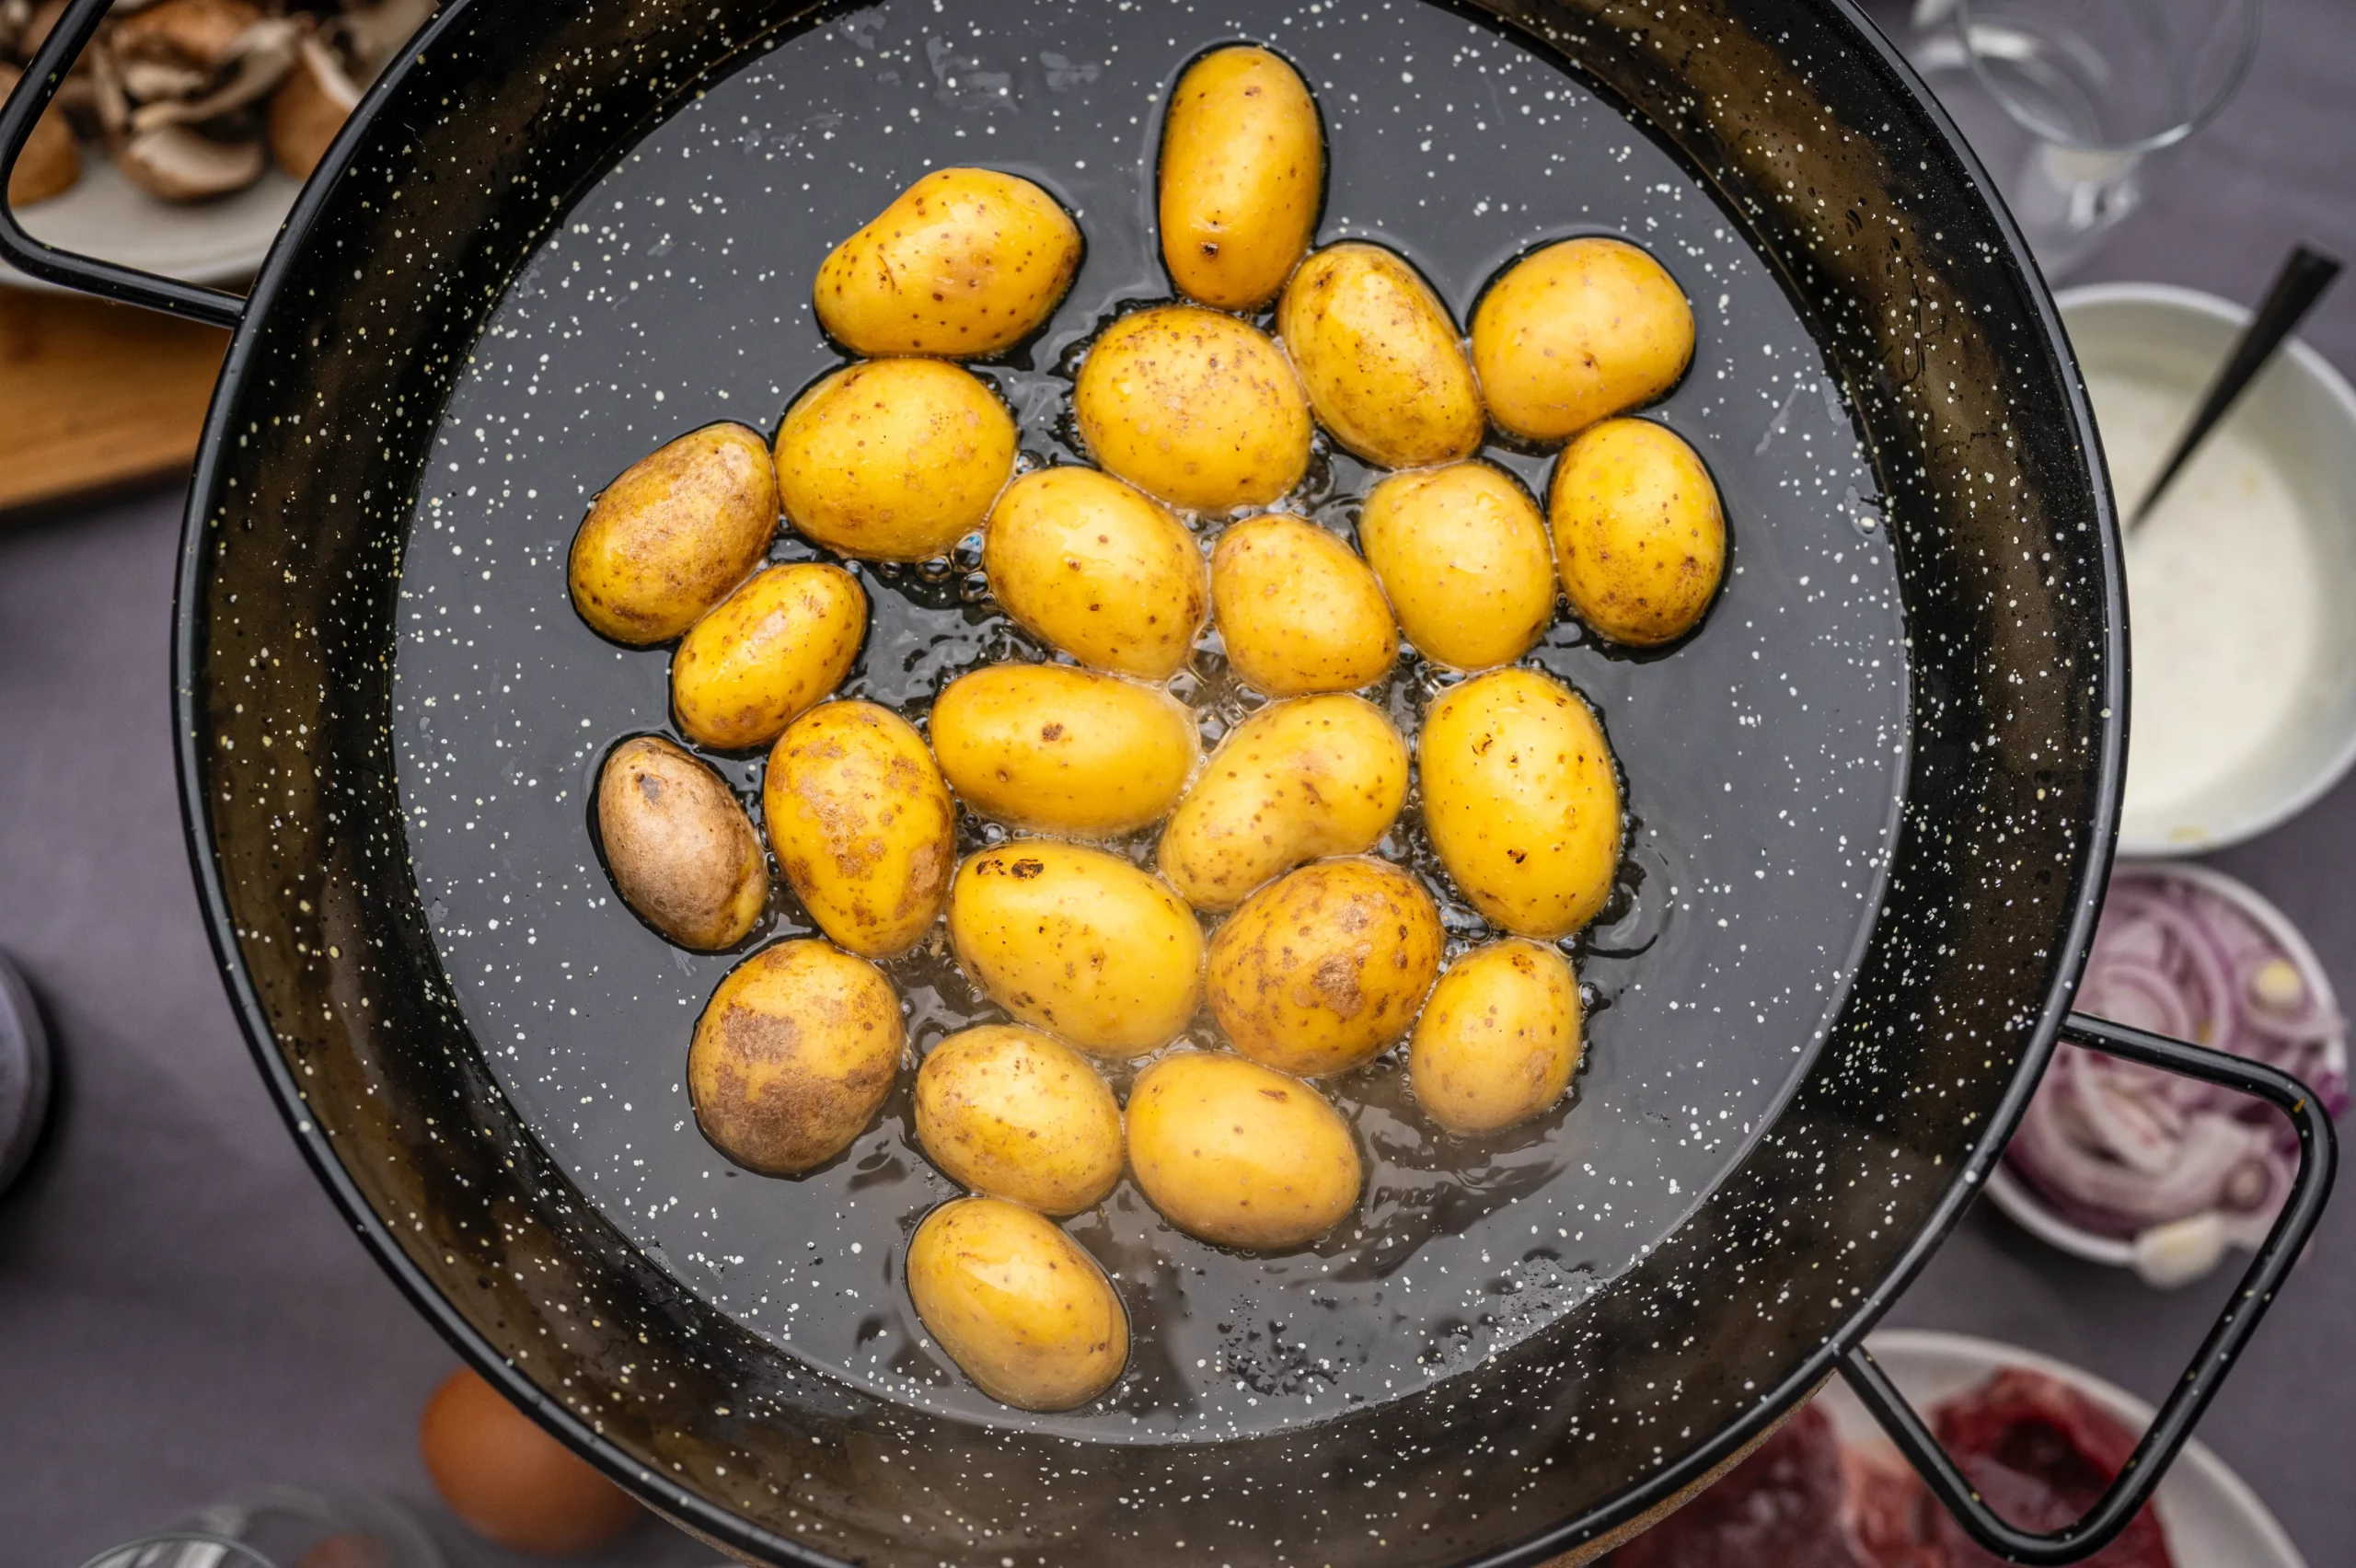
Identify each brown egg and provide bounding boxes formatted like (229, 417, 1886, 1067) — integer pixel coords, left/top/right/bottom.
(419, 1367, 641, 1555)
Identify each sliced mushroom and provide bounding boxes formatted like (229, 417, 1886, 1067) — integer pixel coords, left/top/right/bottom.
(267, 31, 353, 179)
(129, 14, 301, 131)
(338, 0, 433, 75)
(110, 0, 262, 75)
(0, 63, 78, 204)
(114, 121, 262, 200)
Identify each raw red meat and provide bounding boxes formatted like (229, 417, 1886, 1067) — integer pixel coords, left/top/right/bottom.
(1608, 1403, 1865, 1567)
(1927, 1369, 2175, 1568)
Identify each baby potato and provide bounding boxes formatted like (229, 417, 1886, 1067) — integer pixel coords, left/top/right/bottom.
(688, 940, 903, 1174)
(595, 736, 768, 951)
(568, 423, 778, 644)
(1408, 939, 1583, 1134)
(1210, 514, 1398, 697)
(907, 1196, 1128, 1411)
(1158, 693, 1408, 911)
(1358, 462, 1556, 672)
(1549, 418, 1727, 646)
(814, 167, 1082, 358)
(774, 360, 1017, 561)
(1157, 45, 1323, 311)
(915, 1025, 1124, 1215)
(1276, 242, 1483, 470)
(947, 842, 1206, 1058)
(1073, 306, 1312, 513)
(764, 701, 956, 958)
(930, 664, 1197, 838)
(1126, 1052, 1361, 1250)
(1420, 667, 1624, 940)
(669, 563, 867, 750)
(984, 467, 1207, 679)
(1471, 236, 1694, 444)
(1207, 858, 1444, 1078)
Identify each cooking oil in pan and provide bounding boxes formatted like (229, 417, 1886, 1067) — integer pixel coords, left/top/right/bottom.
(391, 0, 1911, 1438)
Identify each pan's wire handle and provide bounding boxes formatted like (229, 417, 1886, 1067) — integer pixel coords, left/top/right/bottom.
(1840, 1012, 2337, 1566)
(0, 0, 247, 327)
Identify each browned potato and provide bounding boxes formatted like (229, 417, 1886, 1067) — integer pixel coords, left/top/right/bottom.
(1157, 46, 1323, 311)
(1157, 693, 1409, 911)
(1276, 242, 1483, 470)
(1357, 461, 1557, 672)
(1549, 418, 1727, 646)
(669, 563, 867, 750)
(914, 1025, 1124, 1215)
(773, 360, 1018, 561)
(1125, 1052, 1362, 1250)
(983, 467, 1207, 680)
(814, 167, 1082, 358)
(763, 701, 956, 958)
(1209, 514, 1398, 697)
(929, 664, 1198, 838)
(906, 1196, 1129, 1410)
(1470, 236, 1694, 444)
(688, 940, 903, 1174)
(1206, 858, 1445, 1078)
(595, 736, 768, 951)
(1409, 939, 1583, 1133)
(1072, 305, 1312, 513)
(568, 423, 779, 645)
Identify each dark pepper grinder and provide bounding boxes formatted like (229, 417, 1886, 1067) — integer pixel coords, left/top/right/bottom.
(0, 951, 51, 1200)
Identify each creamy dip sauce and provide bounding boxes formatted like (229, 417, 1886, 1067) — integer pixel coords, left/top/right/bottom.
(2087, 369, 2320, 827)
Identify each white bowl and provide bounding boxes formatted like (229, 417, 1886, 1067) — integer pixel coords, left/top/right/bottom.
(1986, 859, 2346, 1286)
(1816, 1331, 2308, 1568)
(2058, 283, 2356, 858)
(0, 156, 294, 294)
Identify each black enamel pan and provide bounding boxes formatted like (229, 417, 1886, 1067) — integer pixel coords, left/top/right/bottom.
(2, 1, 2335, 1563)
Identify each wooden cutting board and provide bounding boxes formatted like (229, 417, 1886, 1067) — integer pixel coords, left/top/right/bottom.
(0, 283, 227, 513)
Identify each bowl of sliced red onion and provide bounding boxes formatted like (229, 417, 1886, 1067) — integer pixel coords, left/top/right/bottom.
(1988, 862, 2349, 1288)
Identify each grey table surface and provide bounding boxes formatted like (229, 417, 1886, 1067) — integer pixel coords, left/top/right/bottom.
(4, 4, 2354, 1565)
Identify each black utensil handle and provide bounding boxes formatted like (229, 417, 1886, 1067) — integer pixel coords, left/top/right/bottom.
(2132, 244, 2342, 525)
(0, 0, 247, 328)
(1841, 1011, 2338, 1565)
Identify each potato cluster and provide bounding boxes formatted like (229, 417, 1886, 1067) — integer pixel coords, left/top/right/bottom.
(564, 43, 1725, 1414)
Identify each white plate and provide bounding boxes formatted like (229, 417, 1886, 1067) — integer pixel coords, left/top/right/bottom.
(1, 153, 291, 292)
(1815, 1329, 2306, 1568)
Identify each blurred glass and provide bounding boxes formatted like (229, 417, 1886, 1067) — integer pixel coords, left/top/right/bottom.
(1900, 0, 2259, 277)
(78, 1491, 444, 1568)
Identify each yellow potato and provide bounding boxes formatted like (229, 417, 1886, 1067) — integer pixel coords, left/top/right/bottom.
(1072, 305, 1311, 513)
(1408, 939, 1583, 1133)
(914, 1025, 1123, 1215)
(595, 736, 768, 951)
(1157, 693, 1408, 911)
(946, 842, 1205, 1057)
(669, 563, 866, 750)
(1126, 1052, 1361, 1250)
(1276, 242, 1483, 469)
(1549, 418, 1727, 646)
(930, 664, 1198, 838)
(763, 701, 956, 958)
(814, 167, 1081, 358)
(1207, 858, 1444, 1078)
(568, 423, 778, 644)
(1357, 461, 1557, 672)
(1419, 667, 1623, 940)
(1157, 45, 1323, 311)
(1210, 514, 1398, 697)
(774, 360, 1017, 561)
(983, 467, 1207, 680)
(688, 940, 903, 1174)
(1470, 236, 1694, 444)
(906, 1196, 1128, 1411)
